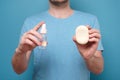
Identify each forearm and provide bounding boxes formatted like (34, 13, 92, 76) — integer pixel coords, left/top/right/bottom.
(85, 51, 104, 74)
(11, 22, 43, 74)
(12, 48, 31, 74)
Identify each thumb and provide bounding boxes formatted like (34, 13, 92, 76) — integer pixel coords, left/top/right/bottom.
(72, 35, 77, 43)
(73, 36, 81, 48)
(33, 21, 45, 31)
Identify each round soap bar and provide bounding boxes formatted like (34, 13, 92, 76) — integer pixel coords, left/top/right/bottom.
(75, 25, 89, 44)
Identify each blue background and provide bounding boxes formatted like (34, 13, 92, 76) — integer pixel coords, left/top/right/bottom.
(0, 0, 120, 80)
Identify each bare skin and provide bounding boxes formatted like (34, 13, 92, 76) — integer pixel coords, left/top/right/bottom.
(12, 22, 44, 74)
(73, 26, 104, 74)
(12, 0, 104, 74)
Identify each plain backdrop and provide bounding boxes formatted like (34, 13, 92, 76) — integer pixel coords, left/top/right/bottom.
(0, 0, 120, 80)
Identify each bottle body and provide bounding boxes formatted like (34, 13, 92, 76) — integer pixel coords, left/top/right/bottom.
(39, 33, 47, 49)
(39, 23, 47, 49)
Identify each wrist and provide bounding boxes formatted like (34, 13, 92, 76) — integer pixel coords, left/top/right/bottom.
(82, 52, 95, 61)
(84, 51, 99, 62)
(84, 55, 94, 63)
(15, 46, 26, 55)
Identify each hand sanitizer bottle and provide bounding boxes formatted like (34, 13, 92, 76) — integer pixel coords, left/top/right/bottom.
(39, 24, 47, 49)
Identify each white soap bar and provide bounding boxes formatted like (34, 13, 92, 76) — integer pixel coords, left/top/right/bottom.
(76, 25, 89, 44)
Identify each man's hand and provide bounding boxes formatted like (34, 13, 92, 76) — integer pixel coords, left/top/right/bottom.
(12, 21, 44, 74)
(17, 21, 44, 54)
(73, 26, 101, 60)
(73, 26, 104, 74)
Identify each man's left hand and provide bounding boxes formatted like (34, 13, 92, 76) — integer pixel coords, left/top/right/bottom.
(73, 26, 101, 60)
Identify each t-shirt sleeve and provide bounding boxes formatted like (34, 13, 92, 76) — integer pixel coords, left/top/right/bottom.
(20, 18, 31, 37)
(19, 18, 34, 41)
(92, 17, 104, 51)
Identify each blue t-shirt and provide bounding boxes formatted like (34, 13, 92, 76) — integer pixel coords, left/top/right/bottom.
(21, 10, 103, 80)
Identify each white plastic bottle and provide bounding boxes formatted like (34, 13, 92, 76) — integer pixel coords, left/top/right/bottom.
(39, 24, 47, 49)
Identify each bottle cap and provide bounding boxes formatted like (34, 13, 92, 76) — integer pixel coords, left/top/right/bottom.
(40, 24, 47, 33)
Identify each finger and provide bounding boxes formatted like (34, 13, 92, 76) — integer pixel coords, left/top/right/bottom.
(72, 35, 77, 42)
(28, 30, 42, 40)
(86, 25, 92, 30)
(27, 34, 41, 46)
(89, 29, 100, 34)
(89, 37, 99, 42)
(25, 39, 37, 48)
(89, 33, 101, 39)
(33, 21, 44, 31)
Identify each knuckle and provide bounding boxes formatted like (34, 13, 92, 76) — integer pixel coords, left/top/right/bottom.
(23, 32, 27, 36)
(29, 30, 33, 33)
(26, 34, 30, 38)
(96, 38, 99, 42)
(24, 34, 30, 39)
(29, 42, 33, 46)
(24, 39, 28, 44)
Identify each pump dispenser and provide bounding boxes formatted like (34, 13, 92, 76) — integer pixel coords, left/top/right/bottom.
(40, 24, 47, 34)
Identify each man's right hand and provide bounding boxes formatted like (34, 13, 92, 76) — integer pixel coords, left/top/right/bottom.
(17, 21, 44, 54)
